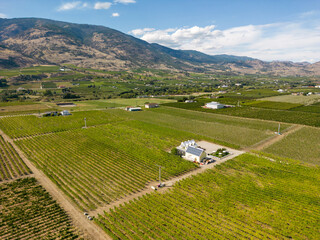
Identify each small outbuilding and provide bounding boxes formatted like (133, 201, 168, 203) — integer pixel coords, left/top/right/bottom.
(205, 101, 225, 109)
(126, 106, 142, 111)
(145, 103, 159, 108)
(61, 110, 71, 116)
(185, 146, 207, 163)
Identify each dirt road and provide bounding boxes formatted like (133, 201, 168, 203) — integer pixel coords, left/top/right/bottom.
(0, 129, 111, 240)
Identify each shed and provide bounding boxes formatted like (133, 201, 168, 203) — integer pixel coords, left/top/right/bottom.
(205, 102, 225, 109)
(126, 107, 142, 111)
(61, 110, 71, 116)
(145, 103, 159, 108)
(185, 146, 206, 163)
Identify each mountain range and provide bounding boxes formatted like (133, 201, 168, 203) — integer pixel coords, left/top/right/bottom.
(0, 17, 319, 76)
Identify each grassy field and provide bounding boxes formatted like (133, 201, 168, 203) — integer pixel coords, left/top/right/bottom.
(264, 126, 320, 165)
(0, 136, 31, 181)
(0, 177, 82, 239)
(97, 153, 320, 240)
(263, 94, 320, 104)
(16, 121, 198, 210)
(112, 107, 291, 149)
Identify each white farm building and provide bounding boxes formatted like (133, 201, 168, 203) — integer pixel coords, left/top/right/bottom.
(205, 102, 225, 109)
(179, 140, 197, 150)
(185, 146, 206, 163)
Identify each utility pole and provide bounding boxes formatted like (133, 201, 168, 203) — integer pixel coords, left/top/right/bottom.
(278, 123, 281, 135)
(84, 117, 87, 128)
(156, 165, 164, 187)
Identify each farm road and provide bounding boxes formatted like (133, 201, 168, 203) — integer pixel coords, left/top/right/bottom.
(0, 129, 111, 240)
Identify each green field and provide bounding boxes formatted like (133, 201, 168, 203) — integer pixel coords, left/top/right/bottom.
(264, 126, 320, 165)
(0, 110, 124, 138)
(41, 82, 57, 88)
(244, 100, 302, 110)
(97, 154, 320, 240)
(0, 136, 31, 181)
(263, 94, 320, 104)
(0, 178, 82, 239)
(16, 121, 198, 210)
(113, 107, 291, 148)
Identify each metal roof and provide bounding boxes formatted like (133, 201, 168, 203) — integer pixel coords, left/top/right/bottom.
(186, 146, 204, 157)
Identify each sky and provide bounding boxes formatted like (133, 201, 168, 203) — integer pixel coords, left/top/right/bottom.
(1, 0, 320, 62)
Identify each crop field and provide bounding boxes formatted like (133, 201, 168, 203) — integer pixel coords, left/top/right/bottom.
(97, 154, 320, 240)
(223, 89, 284, 98)
(0, 136, 31, 181)
(244, 100, 302, 110)
(207, 107, 320, 127)
(0, 103, 49, 114)
(0, 177, 82, 239)
(112, 108, 291, 148)
(0, 110, 125, 138)
(41, 82, 57, 88)
(264, 126, 320, 165)
(263, 94, 320, 104)
(16, 121, 197, 210)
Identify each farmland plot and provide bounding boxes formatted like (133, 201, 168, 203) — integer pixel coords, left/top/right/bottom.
(112, 108, 291, 148)
(0, 136, 30, 181)
(264, 126, 320, 165)
(0, 178, 82, 239)
(97, 154, 320, 240)
(16, 122, 197, 210)
(0, 110, 125, 138)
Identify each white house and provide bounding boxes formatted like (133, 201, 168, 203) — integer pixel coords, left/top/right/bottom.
(205, 102, 225, 109)
(185, 146, 206, 163)
(61, 110, 71, 116)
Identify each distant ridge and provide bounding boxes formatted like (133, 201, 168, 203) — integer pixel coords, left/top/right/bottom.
(0, 17, 319, 76)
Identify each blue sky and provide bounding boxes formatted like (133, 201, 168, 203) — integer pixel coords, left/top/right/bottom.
(1, 0, 320, 62)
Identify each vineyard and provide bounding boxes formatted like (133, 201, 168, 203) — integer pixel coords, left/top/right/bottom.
(16, 121, 198, 210)
(0, 110, 125, 139)
(0, 135, 31, 181)
(112, 108, 291, 148)
(264, 126, 320, 165)
(0, 178, 82, 239)
(96, 154, 320, 240)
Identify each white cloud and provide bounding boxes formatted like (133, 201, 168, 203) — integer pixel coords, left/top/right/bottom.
(94, 2, 112, 9)
(130, 19, 320, 62)
(114, 0, 136, 4)
(58, 2, 88, 11)
(112, 12, 120, 17)
(0, 13, 7, 18)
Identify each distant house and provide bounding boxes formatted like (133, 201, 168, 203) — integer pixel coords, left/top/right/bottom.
(277, 89, 285, 93)
(205, 102, 225, 109)
(61, 110, 71, 116)
(58, 85, 66, 89)
(125, 106, 142, 111)
(145, 103, 159, 108)
(185, 100, 194, 103)
(185, 146, 206, 163)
